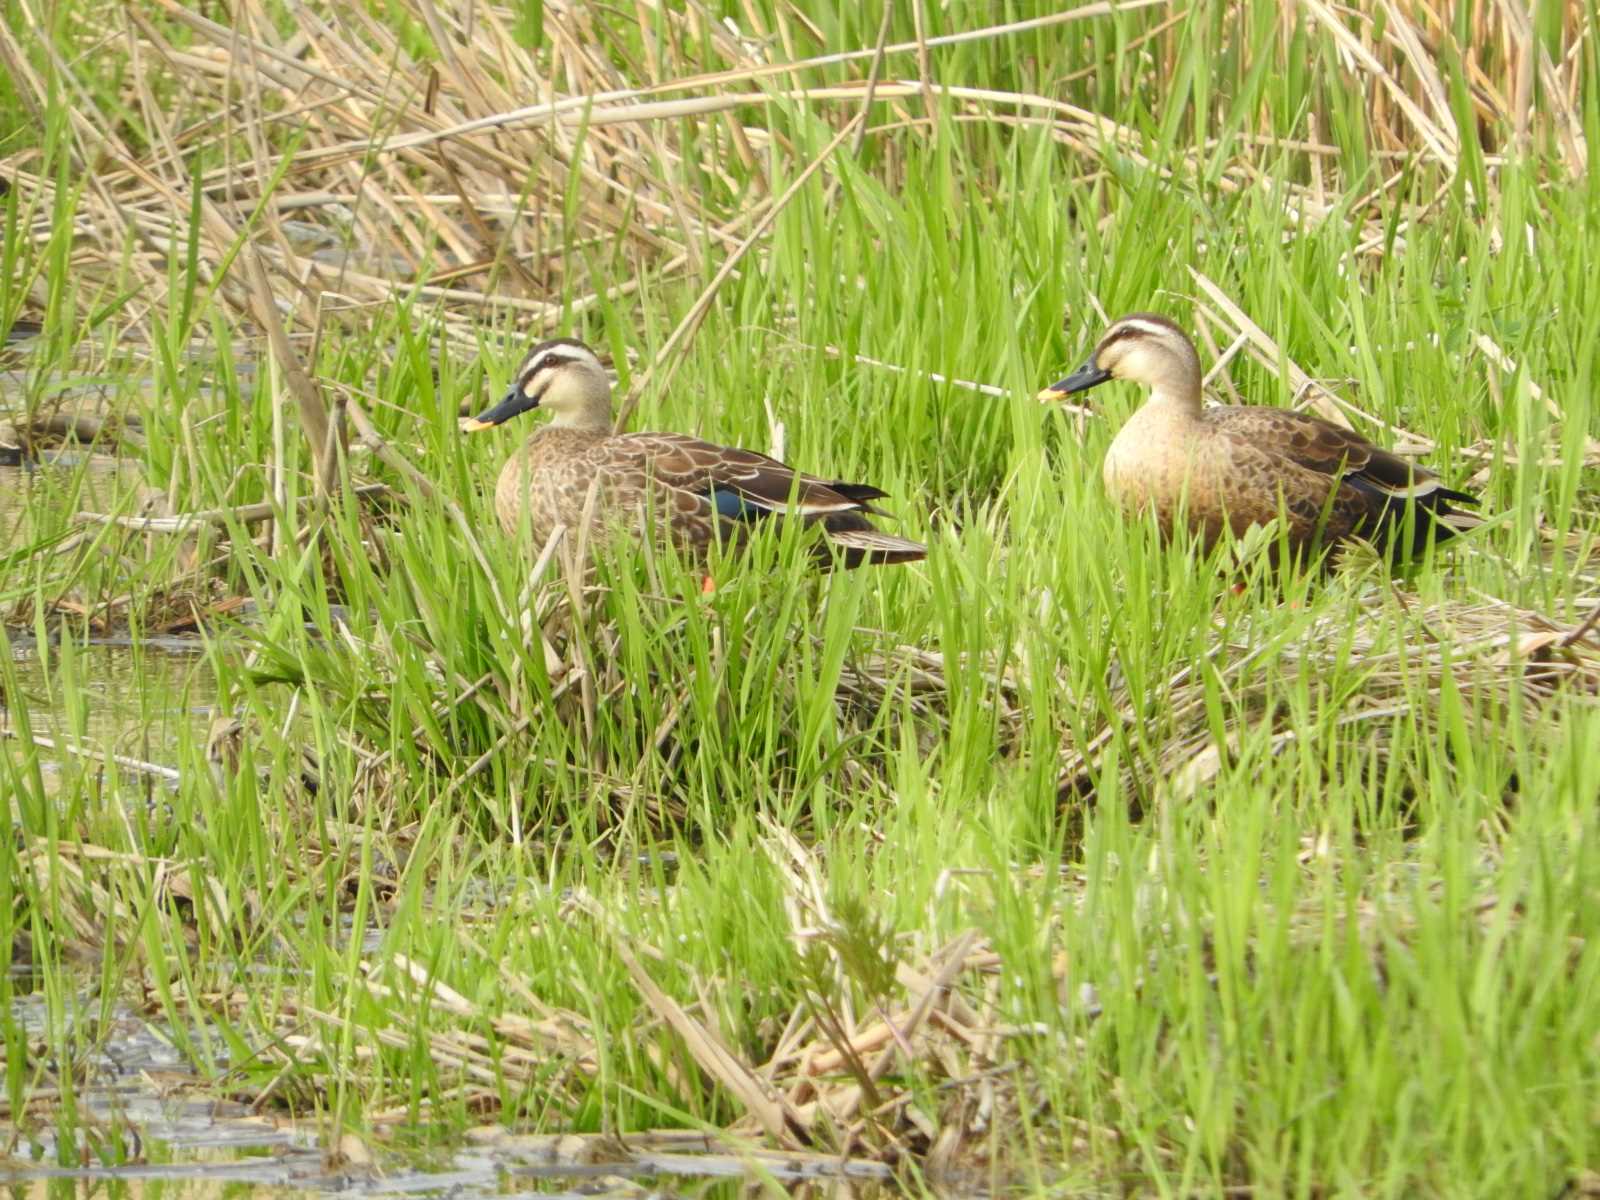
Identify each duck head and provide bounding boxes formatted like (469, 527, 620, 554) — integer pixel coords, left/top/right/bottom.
(463, 337, 612, 432)
(1037, 313, 1201, 404)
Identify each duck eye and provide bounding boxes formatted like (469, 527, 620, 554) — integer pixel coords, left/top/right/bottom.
(520, 358, 554, 392)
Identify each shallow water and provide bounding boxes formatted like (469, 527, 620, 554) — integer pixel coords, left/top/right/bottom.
(0, 454, 148, 552)
(2, 987, 904, 1198)
(3, 989, 317, 1176)
(4, 636, 213, 796)
(1, 393, 219, 792)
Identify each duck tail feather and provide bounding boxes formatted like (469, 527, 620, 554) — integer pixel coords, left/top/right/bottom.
(823, 527, 928, 568)
(1367, 488, 1480, 559)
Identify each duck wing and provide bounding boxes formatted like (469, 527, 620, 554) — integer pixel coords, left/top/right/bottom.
(606, 432, 888, 519)
(1203, 406, 1477, 557)
(1207, 406, 1474, 503)
(592, 433, 924, 566)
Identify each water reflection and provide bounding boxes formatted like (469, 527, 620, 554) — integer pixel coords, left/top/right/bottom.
(1, 439, 215, 794)
(3, 991, 313, 1173)
(2, 987, 911, 1195)
(4, 638, 213, 797)
(1, 988, 904, 1195)
(0, 456, 148, 554)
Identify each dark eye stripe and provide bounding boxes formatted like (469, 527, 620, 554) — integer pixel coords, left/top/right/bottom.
(1099, 318, 1179, 354)
(525, 353, 580, 378)
(1097, 326, 1150, 356)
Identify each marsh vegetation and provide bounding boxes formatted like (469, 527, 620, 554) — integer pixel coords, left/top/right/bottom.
(3, 1, 1599, 1195)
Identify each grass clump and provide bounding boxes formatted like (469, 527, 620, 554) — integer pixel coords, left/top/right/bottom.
(2, 0, 1599, 1195)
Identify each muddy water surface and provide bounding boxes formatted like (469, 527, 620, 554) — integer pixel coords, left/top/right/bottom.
(2, 460, 220, 797)
(3, 975, 908, 1196)
(2, 981, 902, 1197)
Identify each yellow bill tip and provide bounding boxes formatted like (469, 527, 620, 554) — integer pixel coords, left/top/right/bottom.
(1035, 385, 1068, 404)
(458, 416, 496, 432)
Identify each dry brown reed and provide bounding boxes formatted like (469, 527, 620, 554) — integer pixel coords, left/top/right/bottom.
(2, 0, 1591, 375)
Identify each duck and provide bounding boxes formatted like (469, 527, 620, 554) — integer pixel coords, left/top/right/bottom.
(1036, 313, 1479, 562)
(462, 337, 926, 569)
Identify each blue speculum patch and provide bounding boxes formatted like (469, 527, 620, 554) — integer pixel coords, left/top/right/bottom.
(710, 486, 769, 521)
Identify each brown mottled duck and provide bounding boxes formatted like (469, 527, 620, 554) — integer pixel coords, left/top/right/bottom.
(462, 337, 925, 569)
(1037, 313, 1479, 562)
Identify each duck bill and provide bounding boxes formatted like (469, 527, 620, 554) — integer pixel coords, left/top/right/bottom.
(460, 383, 538, 432)
(1035, 360, 1111, 403)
